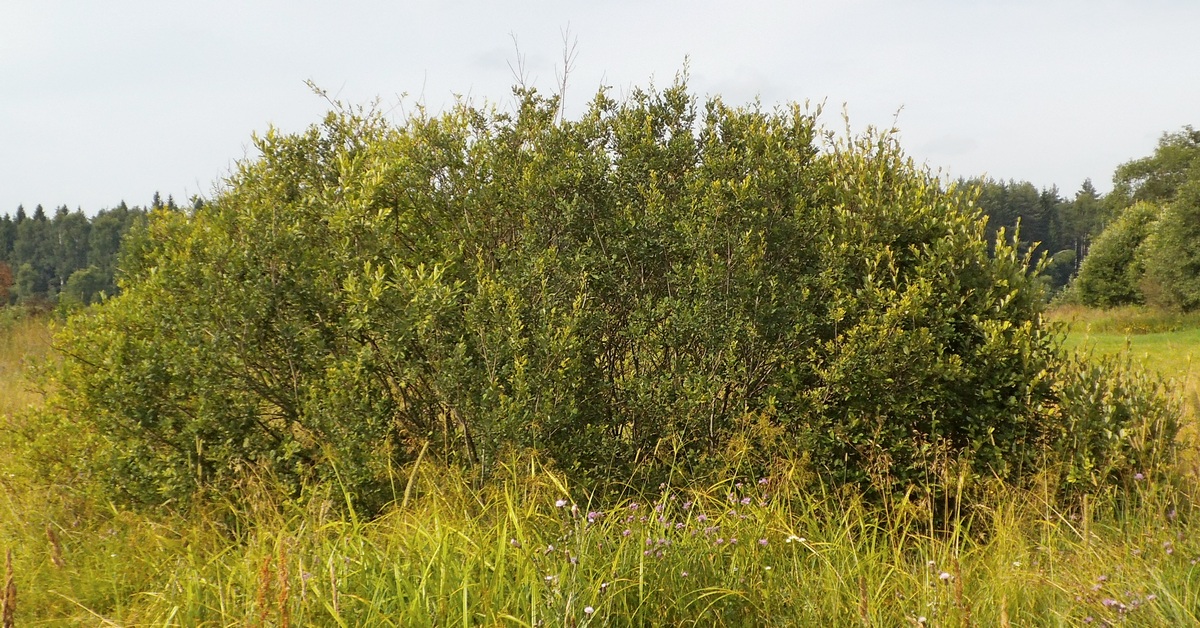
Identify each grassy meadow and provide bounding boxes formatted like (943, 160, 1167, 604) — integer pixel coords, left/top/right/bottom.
(1049, 305, 1200, 437)
(2, 309, 1200, 625)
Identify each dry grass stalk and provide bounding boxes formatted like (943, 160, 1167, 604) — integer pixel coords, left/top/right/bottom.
(952, 557, 970, 627)
(857, 575, 869, 625)
(276, 542, 291, 628)
(999, 592, 1010, 628)
(256, 554, 272, 627)
(45, 524, 65, 569)
(329, 557, 340, 617)
(3, 549, 15, 628)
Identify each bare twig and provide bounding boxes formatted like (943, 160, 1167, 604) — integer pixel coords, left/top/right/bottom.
(507, 33, 529, 91)
(555, 24, 580, 123)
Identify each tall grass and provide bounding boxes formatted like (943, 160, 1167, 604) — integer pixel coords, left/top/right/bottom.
(3, 458, 1200, 625)
(3, 311, 1200, 625)
(1048, 304, 1200, 336)
(0, 309, 51, 419)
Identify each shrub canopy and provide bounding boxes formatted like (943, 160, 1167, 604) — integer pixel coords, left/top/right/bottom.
(54, 82, 1176, 510)
(1074, 201, 1161, 308)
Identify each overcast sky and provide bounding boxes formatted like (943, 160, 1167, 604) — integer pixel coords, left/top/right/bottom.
(3, 1, 1198, 214)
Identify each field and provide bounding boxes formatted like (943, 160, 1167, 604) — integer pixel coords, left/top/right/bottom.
(1050, 305, 1200, 428)
(3, 310, 1200, 625)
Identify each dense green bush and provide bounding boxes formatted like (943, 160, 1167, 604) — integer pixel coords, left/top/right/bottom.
(1050, 351, 1180, 489)
(1139, 163, 1200, 311)
(50, 81, 1178, 511)
(1073, 201, 1161, 307)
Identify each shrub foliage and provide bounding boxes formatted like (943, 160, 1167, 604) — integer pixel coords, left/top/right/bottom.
(1073, 201, 1161, 307)
(51, 81, 1177, 510)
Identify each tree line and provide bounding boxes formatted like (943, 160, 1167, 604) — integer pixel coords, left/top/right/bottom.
(969, 126, 1200, 307)
(0, 196, 162, 306)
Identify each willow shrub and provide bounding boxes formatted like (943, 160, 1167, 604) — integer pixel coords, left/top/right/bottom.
(50, 81, 1178, 511)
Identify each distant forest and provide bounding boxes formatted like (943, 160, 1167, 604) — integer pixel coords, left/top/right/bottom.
(2, 126, 1197, 309)
(0, 194, 169, 306)
(976, 125, 1200, 309)
(967, 176, 1108, 291)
